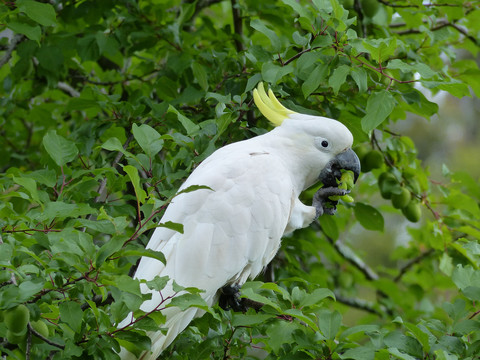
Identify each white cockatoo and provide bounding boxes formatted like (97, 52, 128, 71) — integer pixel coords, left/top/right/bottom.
(119, 83, 360, 359)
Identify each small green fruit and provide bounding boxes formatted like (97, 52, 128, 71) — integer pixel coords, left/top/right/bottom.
(391, 187, 411, 209)
(5, 305, 30, 334)
(6, 329, 27, 344)
(361, 0, 380, 17)
(353, 144, 370, 163)
(362, 150, 383, 172)
(402, 201, 422, 223)
(378, 172, 397, 199)
(31, 320, 49, 343)
(339, 0, 354, 8)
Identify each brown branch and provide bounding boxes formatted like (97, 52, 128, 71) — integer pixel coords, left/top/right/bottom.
(230, 0, 244, 52)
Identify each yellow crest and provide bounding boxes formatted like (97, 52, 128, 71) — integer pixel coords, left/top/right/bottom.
(253, 82, 296, 126)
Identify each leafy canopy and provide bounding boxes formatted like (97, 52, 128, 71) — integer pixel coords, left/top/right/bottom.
(1, 0, 480, 359)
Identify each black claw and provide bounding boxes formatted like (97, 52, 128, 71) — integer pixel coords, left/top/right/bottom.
(219, 284, 248, 312)
(313, 187, 350, 217)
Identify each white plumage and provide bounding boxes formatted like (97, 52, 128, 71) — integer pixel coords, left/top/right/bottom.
(119, 84, 358, 359)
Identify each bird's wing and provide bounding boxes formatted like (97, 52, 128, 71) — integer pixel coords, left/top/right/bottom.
(134, 141, 294, 298)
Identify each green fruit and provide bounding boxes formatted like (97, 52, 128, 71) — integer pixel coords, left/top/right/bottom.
(353, 144, 370, 163)
(391, 187, 411, 209)
(360, 0, 380, 17)
(6, 329, 27, 344)
(339, 0, 354, 9)
(340, 171, 355, 190)
(31, 320, 49, 343)
(402, 201, 422, 223)
(5, 305, 30, 334)
(362, 150, 383, 172)
(378, 172, 397, 199)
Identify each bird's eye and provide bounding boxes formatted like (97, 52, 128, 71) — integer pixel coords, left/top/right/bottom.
(321, 140, 329, 148)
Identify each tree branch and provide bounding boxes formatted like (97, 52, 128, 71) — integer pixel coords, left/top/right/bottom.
(0, 34, 24, 69)
(230, 0, 244, 52)
(322, 231, 380, 281)
(334, 291, 386, 316)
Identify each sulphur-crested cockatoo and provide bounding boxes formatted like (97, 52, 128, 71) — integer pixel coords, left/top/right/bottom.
(119, 83, 360, 359)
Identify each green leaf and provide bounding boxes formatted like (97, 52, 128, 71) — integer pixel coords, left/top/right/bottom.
(299, 288, 335, 307)
(362, 38, 397, 64)
(340, 325, 380, 341)
(7, 21, 41, 42)
(351, 67, 368, 93)
(123, 165, 147, 205)
(328, 65, 350, 95)
(266, 321, 301, 353)
(17, 279, 44, 302)
(384, 331, 423, 359)
(12, 176, 41, 204)
(168, 293, 209, 312)
(118, 248, 166, 265)
(17, 0, 57, 26)
(452, 265, 480, 290)
(340, 346, 375, 360)
(191, 62, 208, 91)
(168, 105, 200, 136)
(318, 310, 342, 340)
(96, 235, 128, 266)
(302, 63, 328, 98)
(361, 90, 396, 132)
(59, 301, 83, 332)
(439, 253, 454, 276)
(354, 202, 384, 231)
(156, 221, 184, 234)
(261, 62, 294, 84)
(240, 287, 281, 311)
(232, 313, 273, 327)
(175, 185, 213, 197)
(282, 0, 313, 21)
(42, 130, 79, 166)
(404, 322, 431, 353)
(132, 123, 164, 158)
(387, 348, 417, 360)
(250, 19, 281, 52)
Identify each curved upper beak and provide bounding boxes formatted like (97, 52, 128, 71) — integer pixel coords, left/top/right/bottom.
(318, 148, 361, 187)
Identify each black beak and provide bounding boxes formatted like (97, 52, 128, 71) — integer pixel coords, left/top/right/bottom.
(318, 148, 361, 187)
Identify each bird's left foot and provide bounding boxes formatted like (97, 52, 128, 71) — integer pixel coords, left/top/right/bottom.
(219, 284, 248, 312)
(313, 187, 350, 217)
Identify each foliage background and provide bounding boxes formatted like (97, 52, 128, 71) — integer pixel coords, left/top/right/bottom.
(1, 0, 480, 359)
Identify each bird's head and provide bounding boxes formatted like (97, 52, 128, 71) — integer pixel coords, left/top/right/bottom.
(253, 82, 360, 189)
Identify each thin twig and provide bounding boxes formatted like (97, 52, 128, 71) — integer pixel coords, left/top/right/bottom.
(394, 249, 435, 282)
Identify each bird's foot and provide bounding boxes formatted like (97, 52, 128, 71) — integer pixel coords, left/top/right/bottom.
(313, 187, 350, 217)
(219, 284, 248, 312)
